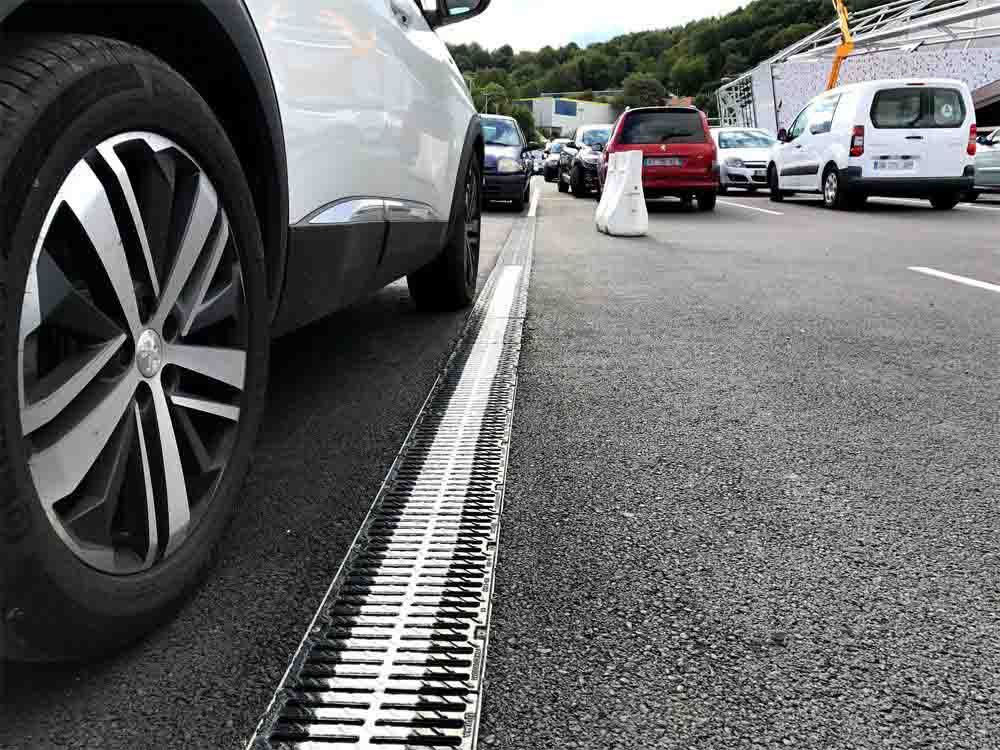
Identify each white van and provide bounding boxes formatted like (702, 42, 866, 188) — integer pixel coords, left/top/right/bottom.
(768, 79, 977, 210)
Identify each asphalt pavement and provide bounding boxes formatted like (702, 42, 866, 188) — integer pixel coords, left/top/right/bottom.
(480, 185, 999, 749)
(3, 182, 998, 750)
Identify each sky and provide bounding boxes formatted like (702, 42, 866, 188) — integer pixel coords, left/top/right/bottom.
(439, 0, 749, 52)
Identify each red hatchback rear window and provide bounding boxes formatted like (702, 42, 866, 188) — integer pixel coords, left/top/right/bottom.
(620, 110, 706, 145)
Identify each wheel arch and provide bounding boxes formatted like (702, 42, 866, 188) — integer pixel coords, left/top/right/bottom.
(0, 0, 289, 325)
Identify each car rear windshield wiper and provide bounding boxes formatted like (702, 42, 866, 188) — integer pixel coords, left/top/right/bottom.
(660, 132, 694, 141)
(485, 140, 519, 147)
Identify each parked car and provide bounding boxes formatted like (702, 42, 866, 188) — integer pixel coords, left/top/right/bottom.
(711, 127, 777, 194)
(0, 0, 491, 661)
(532, 151, 545, 175)
(557, 124, 613, 198)
(481, 114, 539, 210)
(768, 78, 976, 210)
(543, 139, 571, 181)
(966, 127, 1000, 201)
(600, 106, 719, 211)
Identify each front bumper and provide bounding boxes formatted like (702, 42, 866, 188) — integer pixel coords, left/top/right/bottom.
(484, 172, 528, 200)
(840, 166, 974, 197)
(721, 165, 769, 188)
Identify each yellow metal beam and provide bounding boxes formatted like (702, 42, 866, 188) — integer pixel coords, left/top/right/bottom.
(826, 0, 855, 90)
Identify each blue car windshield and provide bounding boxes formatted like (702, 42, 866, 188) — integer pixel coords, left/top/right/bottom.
(581, 128, 611, 146)
(482, 118, 522, 147)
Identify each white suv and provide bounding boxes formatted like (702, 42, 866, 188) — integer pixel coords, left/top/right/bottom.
(0, 0, 488, 660)
(768, 79, 977, 210)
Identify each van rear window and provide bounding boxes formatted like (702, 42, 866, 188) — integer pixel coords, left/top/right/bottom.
(620, 111, 706, 144)
(870, 87, 966, 129)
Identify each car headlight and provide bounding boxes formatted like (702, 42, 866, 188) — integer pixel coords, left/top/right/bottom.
(725, 157, 745, 168)
(497, 157, 521, 174)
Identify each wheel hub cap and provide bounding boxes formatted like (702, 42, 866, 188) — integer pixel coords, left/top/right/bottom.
(135, 329, 164, 378)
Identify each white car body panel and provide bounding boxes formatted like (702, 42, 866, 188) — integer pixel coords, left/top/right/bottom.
(244, 0, 474, 223)
(771, 79, 975, 196)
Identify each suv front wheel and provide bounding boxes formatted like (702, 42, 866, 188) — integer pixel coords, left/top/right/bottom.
(1, 33, 270, 660)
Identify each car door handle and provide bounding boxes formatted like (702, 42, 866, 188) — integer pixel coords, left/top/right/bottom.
(906, 135, 924, 140)
(389, 0, 410, 26)
(794, 144, 803, 149)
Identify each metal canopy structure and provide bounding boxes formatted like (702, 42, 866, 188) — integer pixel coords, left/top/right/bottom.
(717, 0, 1000, 126)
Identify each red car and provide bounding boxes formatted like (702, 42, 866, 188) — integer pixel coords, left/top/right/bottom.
(599, 106, 720, 211)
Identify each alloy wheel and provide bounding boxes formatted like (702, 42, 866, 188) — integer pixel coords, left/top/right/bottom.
(18, 132, 248, 575)
(464, 162, 482, 289)
(824, 171, 839, 206)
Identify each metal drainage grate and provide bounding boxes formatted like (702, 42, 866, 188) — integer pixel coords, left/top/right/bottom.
(249, 217, 535, 750)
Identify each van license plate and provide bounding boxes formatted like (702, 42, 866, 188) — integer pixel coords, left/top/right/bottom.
(874, 159, 915, 171)
(646, 157, 683, 167)
(753, 169, 767, 179)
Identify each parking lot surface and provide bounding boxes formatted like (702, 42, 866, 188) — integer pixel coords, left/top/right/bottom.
(3, 182, 998, 749)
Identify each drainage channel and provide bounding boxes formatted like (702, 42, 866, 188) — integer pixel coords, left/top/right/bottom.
(248, 216, 535, 750)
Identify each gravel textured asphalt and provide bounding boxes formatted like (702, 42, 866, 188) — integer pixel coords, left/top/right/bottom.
(0, 211, 516, 750)
(479, 186, 999, 749)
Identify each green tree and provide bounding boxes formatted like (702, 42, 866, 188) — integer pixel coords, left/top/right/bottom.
(623, 73, 666, 108)
(510, 105, 537, 144)
(670, 56, 709, 94)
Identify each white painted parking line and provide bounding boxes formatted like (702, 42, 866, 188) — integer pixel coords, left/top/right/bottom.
(717, 199, 784, 216)
(909, 266, 1000, 294)
(873, 196, 1000, 211)
(528, 177, 541, 217)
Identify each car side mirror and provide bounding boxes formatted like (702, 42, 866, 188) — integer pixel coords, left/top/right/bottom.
(978, 134, 990, 144)
(419, 0, 490, 29)
(776, 128, 788, 142)
(592, 143, 604, 152)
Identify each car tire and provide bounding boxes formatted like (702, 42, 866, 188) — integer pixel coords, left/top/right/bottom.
(846, 192, 868, 210)
(408, 154, 482, 310)
(1, 33, 270, 661)
(557, 169, 569, 193)
(963, 190, 980, 203)
(697, 191, 717, 212)
(768, 165, 785, 203)
(571, 167, 587, 198)
(822, 165, 847, 210)
(511, 179, 527, 212)
(929, 193, 961, 211)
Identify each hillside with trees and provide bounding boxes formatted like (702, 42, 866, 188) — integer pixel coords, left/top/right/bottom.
(450, 0, 886, 117)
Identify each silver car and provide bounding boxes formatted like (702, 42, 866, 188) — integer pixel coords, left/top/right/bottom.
(711, 127, 777, 194)
(968, 127, 1000, 200)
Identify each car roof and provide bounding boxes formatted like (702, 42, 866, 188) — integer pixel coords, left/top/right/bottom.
(625, 106, 701, 114)
(482, 114, 517, 122)
(578, 123, 612, 130)
(826, 77, 969, 96)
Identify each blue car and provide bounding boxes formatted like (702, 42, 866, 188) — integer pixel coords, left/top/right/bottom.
(481, 115, 539, 210)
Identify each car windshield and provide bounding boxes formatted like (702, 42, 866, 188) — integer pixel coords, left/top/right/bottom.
(581, 128, 611, 146)
(482, 118, 522, 146)
(620, 111, 706, 144)
(718, 130, 775, 149)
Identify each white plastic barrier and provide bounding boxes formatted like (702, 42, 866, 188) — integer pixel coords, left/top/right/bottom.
(596, 150, 647, 237)
(595, 152, 621, 233)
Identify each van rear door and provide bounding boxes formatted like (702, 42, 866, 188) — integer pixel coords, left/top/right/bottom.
(867, 85, 969, 179)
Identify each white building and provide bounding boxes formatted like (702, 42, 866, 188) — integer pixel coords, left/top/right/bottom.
(514, 97, 615, 137)
(717, 0, 1000, 134)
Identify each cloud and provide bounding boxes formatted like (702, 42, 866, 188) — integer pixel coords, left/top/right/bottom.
(439, 0, 748, 51)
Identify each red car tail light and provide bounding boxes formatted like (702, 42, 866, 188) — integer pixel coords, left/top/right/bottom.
(968, 124, 977, 156)
(849, 126, 865, 158)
